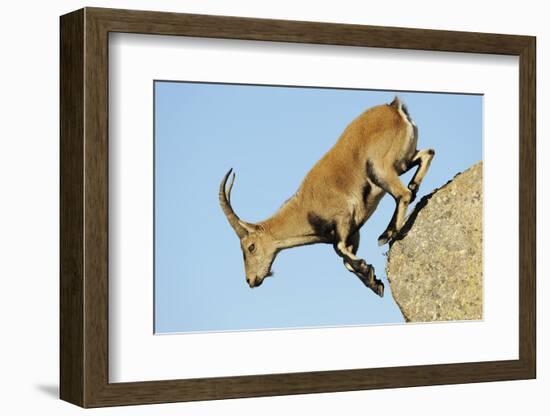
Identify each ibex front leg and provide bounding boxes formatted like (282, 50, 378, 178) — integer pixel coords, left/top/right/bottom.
(334, 227, 384, 297)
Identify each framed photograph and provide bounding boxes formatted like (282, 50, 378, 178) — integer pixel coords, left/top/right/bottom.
(60, 7, 536, 408)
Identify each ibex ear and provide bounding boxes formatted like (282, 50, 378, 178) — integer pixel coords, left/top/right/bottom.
(239, 220, 258, 235)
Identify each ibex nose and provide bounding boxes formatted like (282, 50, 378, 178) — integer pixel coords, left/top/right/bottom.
(247, 278, 255, 288)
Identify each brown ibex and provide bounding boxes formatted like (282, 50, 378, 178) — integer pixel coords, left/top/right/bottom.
(219, 97, 434, 297)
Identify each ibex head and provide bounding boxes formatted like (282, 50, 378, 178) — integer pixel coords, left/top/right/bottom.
(219, 169, 277, 288)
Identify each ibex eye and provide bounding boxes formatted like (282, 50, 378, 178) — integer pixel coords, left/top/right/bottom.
(248, 244, 256, 253)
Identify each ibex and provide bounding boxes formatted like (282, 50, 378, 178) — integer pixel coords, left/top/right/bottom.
(219, 97, 434, 297)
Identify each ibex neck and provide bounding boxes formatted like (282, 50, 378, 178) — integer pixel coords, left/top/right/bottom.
(259, 196, 322, 250)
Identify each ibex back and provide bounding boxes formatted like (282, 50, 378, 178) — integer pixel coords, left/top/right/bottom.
(219, 97, 434, 296)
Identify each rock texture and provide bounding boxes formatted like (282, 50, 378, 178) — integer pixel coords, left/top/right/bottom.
(386, 162, 483, 322)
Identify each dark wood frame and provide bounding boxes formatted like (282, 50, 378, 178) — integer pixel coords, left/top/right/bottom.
(60, 7, 536, 408)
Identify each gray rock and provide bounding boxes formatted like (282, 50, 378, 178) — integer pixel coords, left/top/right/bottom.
(386, 161, 483, 322)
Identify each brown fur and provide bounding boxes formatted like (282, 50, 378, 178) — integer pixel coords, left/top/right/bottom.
(220, 97, 434, 295)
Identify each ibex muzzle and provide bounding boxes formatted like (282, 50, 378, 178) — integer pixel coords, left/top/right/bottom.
(219, 97, 435, 295)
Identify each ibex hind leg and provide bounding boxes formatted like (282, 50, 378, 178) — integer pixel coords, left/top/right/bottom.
(406, 149, 435, 200)
(366, 161, 412, 246)
(337, 231, 384, 297)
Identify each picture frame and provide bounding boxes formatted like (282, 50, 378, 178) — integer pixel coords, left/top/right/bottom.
(60, 7, 536, 408)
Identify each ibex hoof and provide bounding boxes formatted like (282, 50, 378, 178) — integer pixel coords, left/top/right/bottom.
(407, 183, 418, 202)
(378, 230, 394, 246)
(375, 282, 385, 297)
(408, 182, 418, 193)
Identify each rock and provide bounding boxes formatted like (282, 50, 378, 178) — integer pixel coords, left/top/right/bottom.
(386, 162, 483, 322)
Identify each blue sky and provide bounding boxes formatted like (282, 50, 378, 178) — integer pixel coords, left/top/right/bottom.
(154, 81, 482, 334)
